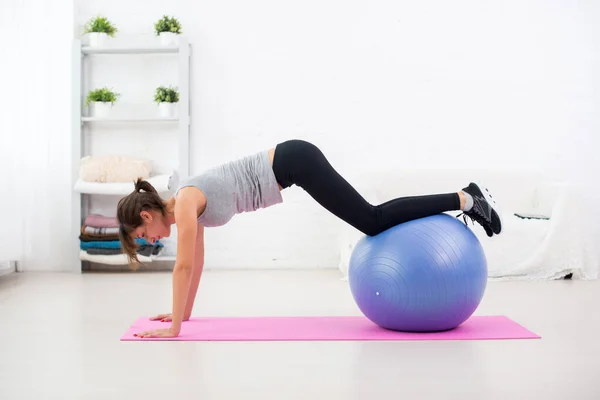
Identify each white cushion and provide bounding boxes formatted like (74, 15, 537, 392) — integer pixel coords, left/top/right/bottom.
(79, 155, 152, 183)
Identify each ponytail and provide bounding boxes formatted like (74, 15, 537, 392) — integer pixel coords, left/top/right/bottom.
(134, 178, 158, 194)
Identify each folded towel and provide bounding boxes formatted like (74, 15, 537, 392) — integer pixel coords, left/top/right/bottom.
(137, 245, 162, 257)
(84, 214, 119, 228)
(86, 248, 122, 255)
(80, 238, 163, 250)
(80, 233, 120, 242)
(79, 250, 152, 265)
(80, 241, 121, 250)
(83, 226, 119, 235)
(86, 245, 161, 256)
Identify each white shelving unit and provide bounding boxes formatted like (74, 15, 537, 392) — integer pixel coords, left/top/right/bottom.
(71, 38, 191, 272)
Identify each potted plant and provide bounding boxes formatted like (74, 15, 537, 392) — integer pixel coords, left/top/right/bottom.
(85, 87, 120, 118)
(154, 15, 182, 46)
(83, 15, 118, 47)
(154, 86, 179, 118)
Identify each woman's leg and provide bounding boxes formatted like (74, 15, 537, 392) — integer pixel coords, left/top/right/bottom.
(272, 139, 500, 237)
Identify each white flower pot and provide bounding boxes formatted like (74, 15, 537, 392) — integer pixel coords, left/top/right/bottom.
(159, 32, 179, 46)
(158, 102, 178, 118)
(90, 102, 113, 118)
(88, 32, 108, 47)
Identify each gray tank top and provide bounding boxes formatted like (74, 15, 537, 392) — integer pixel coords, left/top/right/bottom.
(173, 150, 283, 227)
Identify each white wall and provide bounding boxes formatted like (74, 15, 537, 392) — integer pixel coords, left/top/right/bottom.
(71, 0, 598, 269)
(0, 0, 74, 271)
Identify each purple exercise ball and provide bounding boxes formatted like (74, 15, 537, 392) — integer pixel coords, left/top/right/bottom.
(348, 213, 488, 332)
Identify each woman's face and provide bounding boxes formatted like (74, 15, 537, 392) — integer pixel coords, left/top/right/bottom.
(133, 210, 171, 244)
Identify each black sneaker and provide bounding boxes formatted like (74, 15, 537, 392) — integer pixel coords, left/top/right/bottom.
(458, 182, 502, 237)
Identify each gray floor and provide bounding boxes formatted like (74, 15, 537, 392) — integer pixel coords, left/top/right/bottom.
(1, 269, 599, 400)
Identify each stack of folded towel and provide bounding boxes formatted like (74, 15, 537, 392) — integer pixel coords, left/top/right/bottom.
(79, 214, 164, 265)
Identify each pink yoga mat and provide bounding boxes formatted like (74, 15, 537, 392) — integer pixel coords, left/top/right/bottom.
(121, 315, 540, 341)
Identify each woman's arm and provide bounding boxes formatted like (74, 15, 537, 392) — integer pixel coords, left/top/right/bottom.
(184, 223, 205, 320)
(147, 227, 205, 324)
(134, 191, 204, 339)
(169, 194, 200, 335)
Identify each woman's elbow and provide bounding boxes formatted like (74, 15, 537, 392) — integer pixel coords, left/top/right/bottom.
(174, 263, 193, 273)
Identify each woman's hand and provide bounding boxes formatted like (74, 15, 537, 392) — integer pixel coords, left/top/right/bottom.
(149, 313, 190, 322)
(150, 313, 173, 322)
(134, 328, 179, 338)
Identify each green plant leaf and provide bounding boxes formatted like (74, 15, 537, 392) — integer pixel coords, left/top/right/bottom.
(154, 15, 182, 35)
(154, 85, 180, 103)
(83, 15, 118, 37)
(85, 87, 120, 105)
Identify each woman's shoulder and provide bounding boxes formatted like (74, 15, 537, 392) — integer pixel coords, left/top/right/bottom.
(174, 183, 207, 219)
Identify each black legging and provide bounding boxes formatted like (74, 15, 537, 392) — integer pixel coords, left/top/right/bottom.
(272, 139, 461, 236)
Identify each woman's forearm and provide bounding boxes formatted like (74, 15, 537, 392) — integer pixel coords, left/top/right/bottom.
(184, 262, 204, 320)
(171, 265, 193, 334)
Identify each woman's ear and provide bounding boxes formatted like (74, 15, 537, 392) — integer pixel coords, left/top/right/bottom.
(140, 210, 153, 222)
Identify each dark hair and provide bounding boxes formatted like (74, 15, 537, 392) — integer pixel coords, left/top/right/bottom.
(117, 178, 166, 267)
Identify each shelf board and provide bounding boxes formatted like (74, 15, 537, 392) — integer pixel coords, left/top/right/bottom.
(152, 255, 177, 261)
(82, 46, 179, 55)
(74, 174, 171, 195)
(82, 117, 178, 123)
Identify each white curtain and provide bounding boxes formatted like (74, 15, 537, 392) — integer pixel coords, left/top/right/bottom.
(0, 0, 75, 271)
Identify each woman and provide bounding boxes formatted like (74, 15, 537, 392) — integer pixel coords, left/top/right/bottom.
(117, 139, 502, 338)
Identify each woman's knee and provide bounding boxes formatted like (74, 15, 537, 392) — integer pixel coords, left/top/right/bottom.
(357, 208, 384, 236)
(362, 223, 383, 237)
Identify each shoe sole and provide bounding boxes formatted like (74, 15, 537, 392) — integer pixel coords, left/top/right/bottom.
(472, 180, 503, 234)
